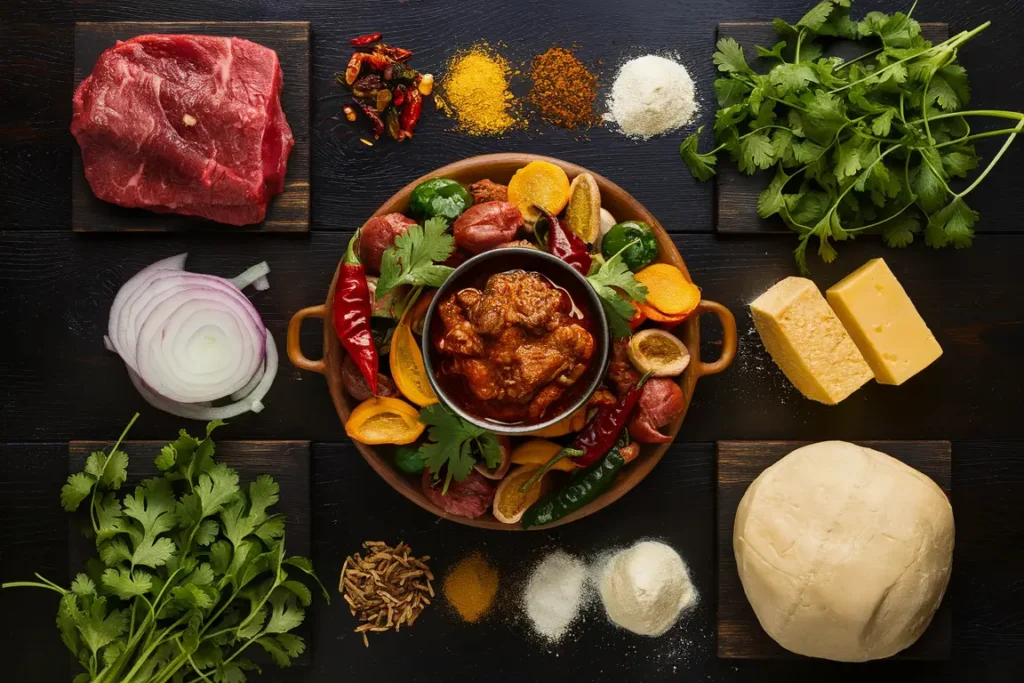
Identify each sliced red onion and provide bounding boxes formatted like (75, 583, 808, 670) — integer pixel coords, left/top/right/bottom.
(106, 255, 275, 420)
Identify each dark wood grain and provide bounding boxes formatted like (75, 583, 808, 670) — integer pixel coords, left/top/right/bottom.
(71, 21, 310, 232)
(715, 23, 949, 234)
(716, 440, 951, 660)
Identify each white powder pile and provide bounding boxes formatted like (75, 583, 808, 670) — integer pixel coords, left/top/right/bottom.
(523, 550, 588, 642)
(604, 55, 698, 139)
(598, 541, 696, 636)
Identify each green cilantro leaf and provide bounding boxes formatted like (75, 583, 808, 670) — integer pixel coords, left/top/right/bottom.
(418, 404, 502, 492)
(61, 473, 96, 512)
(911, 159, 949, 214)
(755, 41, 788, 62)
(713, 37, 753, 75)
(798, 0, 845, 32)
(738, 133, 775, 174)
(679, 129, 718, 181)
(195, 464, 240, 517)
(758, 168, 791, 218)
(942, 150, 979, 178)
(377, 217, 456, 297)
(926, 197, 979, 248)
(834, 137, 864, 179)
(101, 568, 153, 600)
(264, 589, 304, 634)
(882, 216, 921, 248)
(587, 244, 650, 339)
(714, 78, 751, 107)
(770, 63, 818, 95)
(871, 109, 896, 137)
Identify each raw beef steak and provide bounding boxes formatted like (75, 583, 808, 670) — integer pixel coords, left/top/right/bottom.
(71, 34, 294, 226)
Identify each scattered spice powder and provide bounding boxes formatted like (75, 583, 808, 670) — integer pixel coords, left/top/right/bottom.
(438, 43, 520, 136)
(339, 540, 434, 647)
(443, 552, 499, 623)
(528, 46, 599, 129)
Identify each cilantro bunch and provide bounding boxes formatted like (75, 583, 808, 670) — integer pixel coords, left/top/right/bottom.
(3, 416, 327, 683)
(681, 0, 1024, 271)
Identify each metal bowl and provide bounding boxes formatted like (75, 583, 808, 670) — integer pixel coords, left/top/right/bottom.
(420, 247, 611, 435)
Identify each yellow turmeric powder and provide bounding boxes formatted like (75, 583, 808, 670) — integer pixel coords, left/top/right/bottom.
(438, 43, 520, 136)
(442, 552, 500, 622)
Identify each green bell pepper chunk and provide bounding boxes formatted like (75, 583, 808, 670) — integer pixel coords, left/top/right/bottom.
(394, 446, 426, 475)
(520, 448, 626, 529)
(408, 178, 473, 222)
(601, 221, 658, 271)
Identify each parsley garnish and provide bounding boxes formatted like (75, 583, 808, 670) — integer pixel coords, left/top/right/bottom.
(376, 217, 456, 298)
(681, 0, 1024, 272)
(587, 242, 649, 338)
(5, 415, 328, 683)
(418, 404, 501, 494)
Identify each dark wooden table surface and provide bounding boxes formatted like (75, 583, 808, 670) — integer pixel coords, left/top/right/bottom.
(2, 1, 1022, 681)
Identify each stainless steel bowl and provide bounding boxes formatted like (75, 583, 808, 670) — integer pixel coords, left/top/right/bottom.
(421, 247, 610, 435)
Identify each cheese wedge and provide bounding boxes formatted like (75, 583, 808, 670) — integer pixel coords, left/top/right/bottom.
(751, 277, 873, 405)
(826, 258, 942, 385)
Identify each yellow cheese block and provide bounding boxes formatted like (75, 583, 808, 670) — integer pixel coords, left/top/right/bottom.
(826, 258, 942, 385)
(751, 277, 873, 405)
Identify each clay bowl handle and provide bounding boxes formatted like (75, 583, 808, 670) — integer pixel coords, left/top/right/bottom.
(287, 304, 327, 375)
(692, 299, 737, 377)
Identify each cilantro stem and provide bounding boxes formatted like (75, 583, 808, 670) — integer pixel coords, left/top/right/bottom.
(908, 110, 1024, 125)
(795, 29, 804, 64)
(956, 118, 1024, 198)
(89, 412, 140, 535)
(829, 23, 992, 96)
(836, 48, 881, 72)
(0, 580, 65, 593)
(843, 198, 918, 233)
(934, 127, 1022, 148)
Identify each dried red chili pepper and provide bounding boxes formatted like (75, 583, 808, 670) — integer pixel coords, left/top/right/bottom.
(385, 108, 402, 141)
(363, 52, 393, 72)
(392, 85, 406, 107)
(539, 209, 592, 275)
(333, 230, 379, 396)
(349, 32, 383, 47)
(398, 88, 422, 140)
(374, 43, 413, 62)
(520, 373, 651, 491)
(352, 73, 383, 98)
(344, 53, 365, 85)
(376, 88, 392, 112)
(354, 100, 384, 138)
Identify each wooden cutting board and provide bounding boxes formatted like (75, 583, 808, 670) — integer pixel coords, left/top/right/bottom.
(67, 440, 312, 663)
(71, 21, 311, 232)
(714, 22, 949, 234)
(716, 440, 952, 660)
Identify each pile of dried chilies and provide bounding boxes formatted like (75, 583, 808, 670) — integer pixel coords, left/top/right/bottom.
(337, 32, 433, 142)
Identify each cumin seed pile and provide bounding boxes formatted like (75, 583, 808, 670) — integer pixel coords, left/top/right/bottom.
(339, 540, 434, 647)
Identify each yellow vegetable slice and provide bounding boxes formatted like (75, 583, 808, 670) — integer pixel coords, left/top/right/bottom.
(507, 160, 571, 226)
(634, 263, 701, 316)
(565, 172, 601, 243)
(522, 406, 587, 437)
(345, 397, 425, 445)
(493, 465, 548, 524)
(390, 301, 438, 407)
(510, 439, 576, 472)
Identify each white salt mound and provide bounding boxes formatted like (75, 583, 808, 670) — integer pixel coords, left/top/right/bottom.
(598, 541, 696, 636)
(604, 55, 698, 139)
(523, 550, 587, 642)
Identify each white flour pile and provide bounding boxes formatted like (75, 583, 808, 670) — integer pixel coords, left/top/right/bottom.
(604, 55, 698, 139)
(597, 541, 696, 636)
(523, 550, 588, 642)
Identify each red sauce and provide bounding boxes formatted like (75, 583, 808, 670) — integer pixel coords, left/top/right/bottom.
(432, 269, 597, 427)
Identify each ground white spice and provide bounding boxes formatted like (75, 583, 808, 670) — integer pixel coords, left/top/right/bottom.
(604, 55, 698, 139)
(597, 541, 696, 636)
(523, 550, 587, 642)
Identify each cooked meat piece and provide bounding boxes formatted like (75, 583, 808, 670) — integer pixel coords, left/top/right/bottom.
(608, 338, 641, 396)
(469, 179, 509, 204)
(435, 270, 596, 423)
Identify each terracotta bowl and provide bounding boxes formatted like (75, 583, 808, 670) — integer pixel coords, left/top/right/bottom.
(287, 153, 737, 530)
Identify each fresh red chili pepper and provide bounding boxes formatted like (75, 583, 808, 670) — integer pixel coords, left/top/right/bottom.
(398, 88, 422, 140)
(349, 32, 382, 47)
(520, 373, 651, 492)
(354, 100, 384, 138)
(333, 230, 379, 396)
(374, 43, 414, 62)
(540, 209, 592, 275)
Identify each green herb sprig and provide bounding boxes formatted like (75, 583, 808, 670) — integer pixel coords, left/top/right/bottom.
(417, 404, 502, 494)
(587, 241, 649, 338)
(3, 416, 327, 683)
(681, 0, 1024, 271)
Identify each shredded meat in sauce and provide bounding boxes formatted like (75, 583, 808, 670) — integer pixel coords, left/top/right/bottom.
(436, 271, 595, 422)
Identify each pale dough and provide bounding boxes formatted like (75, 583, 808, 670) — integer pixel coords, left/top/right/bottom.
(733, 441, 954, 662)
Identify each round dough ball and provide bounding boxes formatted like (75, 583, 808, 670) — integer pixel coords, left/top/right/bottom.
(733, 441, 954, 662)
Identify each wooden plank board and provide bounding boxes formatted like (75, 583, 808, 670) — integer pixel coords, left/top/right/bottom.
(715, 22, 949, 234)
(67, 440, 311, 664)
(71, 22, 310, 232)
(716, 440, 952, 660)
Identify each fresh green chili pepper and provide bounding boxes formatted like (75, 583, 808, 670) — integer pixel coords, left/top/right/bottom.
(520, 448, 626, 529)
(601, 221, 658, 271)
(408, 178, 473, 222)
(394, 446, 426, 474)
